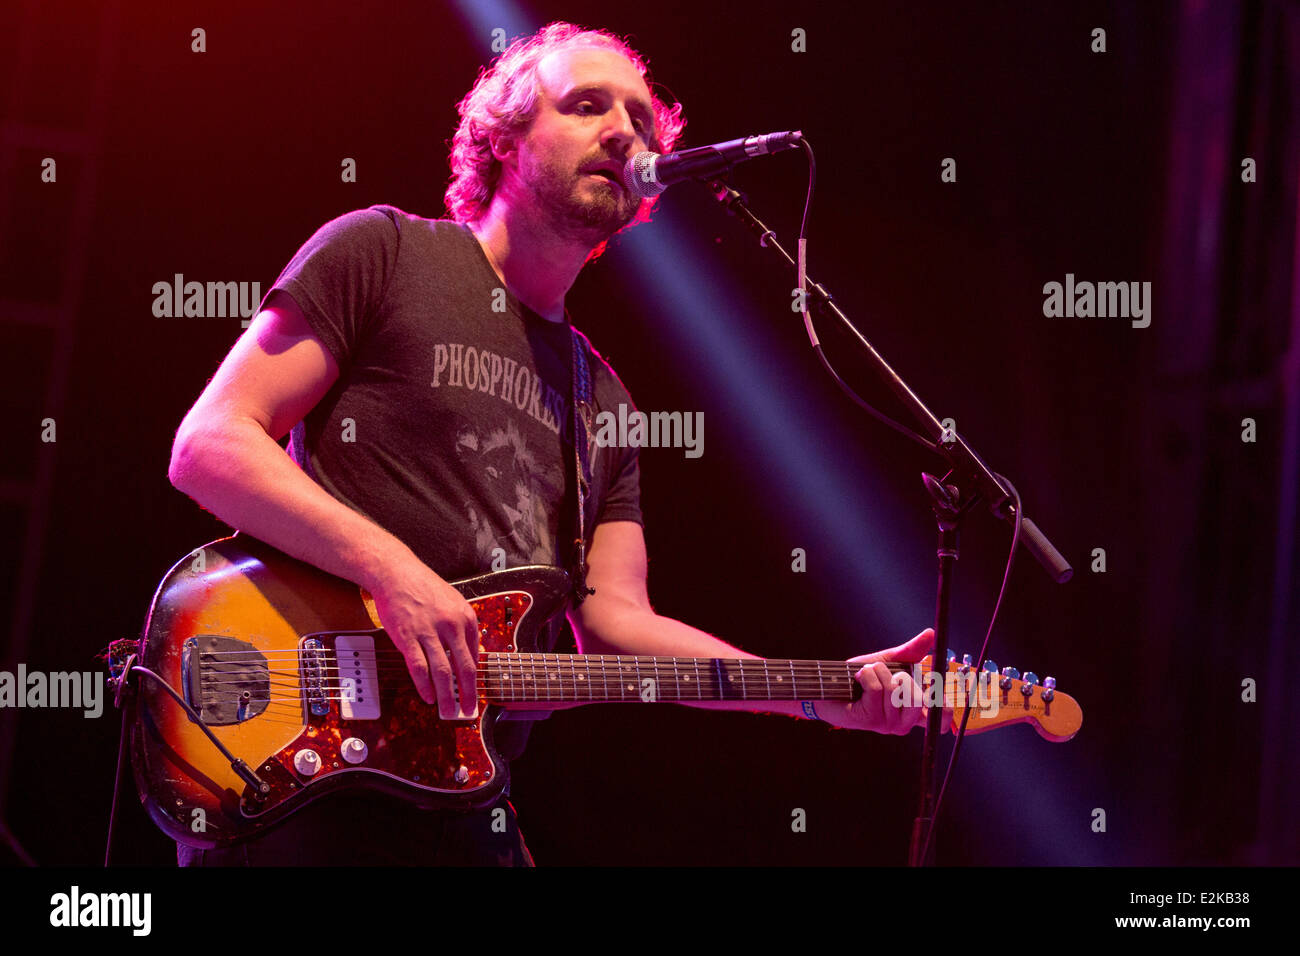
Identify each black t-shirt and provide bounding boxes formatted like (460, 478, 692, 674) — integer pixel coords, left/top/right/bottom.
(270, 205, 643, 761)
(275, 205, 642, 580)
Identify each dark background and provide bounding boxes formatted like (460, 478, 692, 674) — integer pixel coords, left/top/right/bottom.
(1, 0, 1297, 866)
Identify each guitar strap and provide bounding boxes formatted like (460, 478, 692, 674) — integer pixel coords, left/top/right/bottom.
(497, 323, 594, 736)
(569, 323, 597, 607)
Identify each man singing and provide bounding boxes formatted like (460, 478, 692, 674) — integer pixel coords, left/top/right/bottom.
(167, 21, 936, 866)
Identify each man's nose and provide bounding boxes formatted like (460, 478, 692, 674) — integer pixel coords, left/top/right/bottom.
(600, 105, 638, 152)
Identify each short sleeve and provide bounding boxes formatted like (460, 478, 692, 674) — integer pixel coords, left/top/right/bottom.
(596, 442, 643, 527)
(269, 205, 402, 367)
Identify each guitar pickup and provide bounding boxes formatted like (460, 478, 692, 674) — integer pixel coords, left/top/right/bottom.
(335, 635, 381, 720)
(446, 667, 479, 721)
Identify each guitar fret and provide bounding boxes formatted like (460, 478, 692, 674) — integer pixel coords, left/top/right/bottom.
(816, 660, 825, 700)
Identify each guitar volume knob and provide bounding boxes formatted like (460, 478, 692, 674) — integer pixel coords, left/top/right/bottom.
(341, 737, 368, 764)
(454, 765, 470, 784)
(293, 749, 322, 776)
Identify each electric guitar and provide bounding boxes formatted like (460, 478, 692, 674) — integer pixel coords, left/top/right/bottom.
(109, 535, 1082, 848)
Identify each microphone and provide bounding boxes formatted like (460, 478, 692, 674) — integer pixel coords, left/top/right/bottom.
(622, 131, 803, 198)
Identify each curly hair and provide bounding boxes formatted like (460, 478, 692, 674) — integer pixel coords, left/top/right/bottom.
(445, 22, 686, 250)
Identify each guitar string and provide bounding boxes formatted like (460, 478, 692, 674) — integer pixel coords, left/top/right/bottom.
(194, 649, 929, 665)
(194, 678, 1005, 704)
(197, 694, 1013, 708)
(193, 656, 958, 678)
(192, 650, 992, 675)
(192, 651, 1011, 706)
(195, 663, 994, 685)
(194, 670, 1009, 698)
(196, 663, 997, 680)
(196, 662, 999, 683)
(197, 661, 999, 693)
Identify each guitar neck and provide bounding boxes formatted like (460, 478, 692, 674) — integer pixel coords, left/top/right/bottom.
(479, 653, 863, 704)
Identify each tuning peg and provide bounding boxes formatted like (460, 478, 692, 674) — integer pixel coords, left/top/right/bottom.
(1020, 671, 1038, 697)
(1041, 676, 1056, 703)
(1000, 666, 1019, 690)
(983, 660, 998, 674)
(946, 649, 957, 664)
(959, 653, 972, 674)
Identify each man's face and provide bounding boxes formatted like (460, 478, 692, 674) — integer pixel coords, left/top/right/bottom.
(505, 45, 656, 245)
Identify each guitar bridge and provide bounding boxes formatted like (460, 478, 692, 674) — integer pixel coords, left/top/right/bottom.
(300, 634, 382, 720)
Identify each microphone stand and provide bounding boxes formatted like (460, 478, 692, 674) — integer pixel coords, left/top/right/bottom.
(702, 178, 1072, 866)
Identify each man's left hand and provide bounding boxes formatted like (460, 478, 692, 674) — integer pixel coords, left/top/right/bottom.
(815, 628, 945, 734)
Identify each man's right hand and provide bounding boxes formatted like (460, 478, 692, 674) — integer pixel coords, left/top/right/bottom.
(368, 556, 481, 719)
(167, 296, 483, 720)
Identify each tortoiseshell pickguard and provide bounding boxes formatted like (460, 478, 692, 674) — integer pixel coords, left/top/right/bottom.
(240, 590, 532, 816)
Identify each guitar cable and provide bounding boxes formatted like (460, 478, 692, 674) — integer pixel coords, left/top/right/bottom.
(918, 476, 1023, 865)
(770, 144, 1027, 864)
(103, 651, 271, 866)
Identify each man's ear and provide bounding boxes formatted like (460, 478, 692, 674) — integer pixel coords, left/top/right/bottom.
(489, 130, 517, 164)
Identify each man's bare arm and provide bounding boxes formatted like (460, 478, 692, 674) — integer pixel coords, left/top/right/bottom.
(167, 295, 480, 717)
(568, 521, 933, 733)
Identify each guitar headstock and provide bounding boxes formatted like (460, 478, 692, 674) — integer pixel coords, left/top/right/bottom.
(915, 652, 1082, 742)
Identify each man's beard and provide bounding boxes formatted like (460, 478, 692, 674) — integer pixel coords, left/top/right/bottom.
(523, 150, 641, 245)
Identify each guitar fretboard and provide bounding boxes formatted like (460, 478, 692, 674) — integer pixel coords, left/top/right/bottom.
(477, 653, 861, 703)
